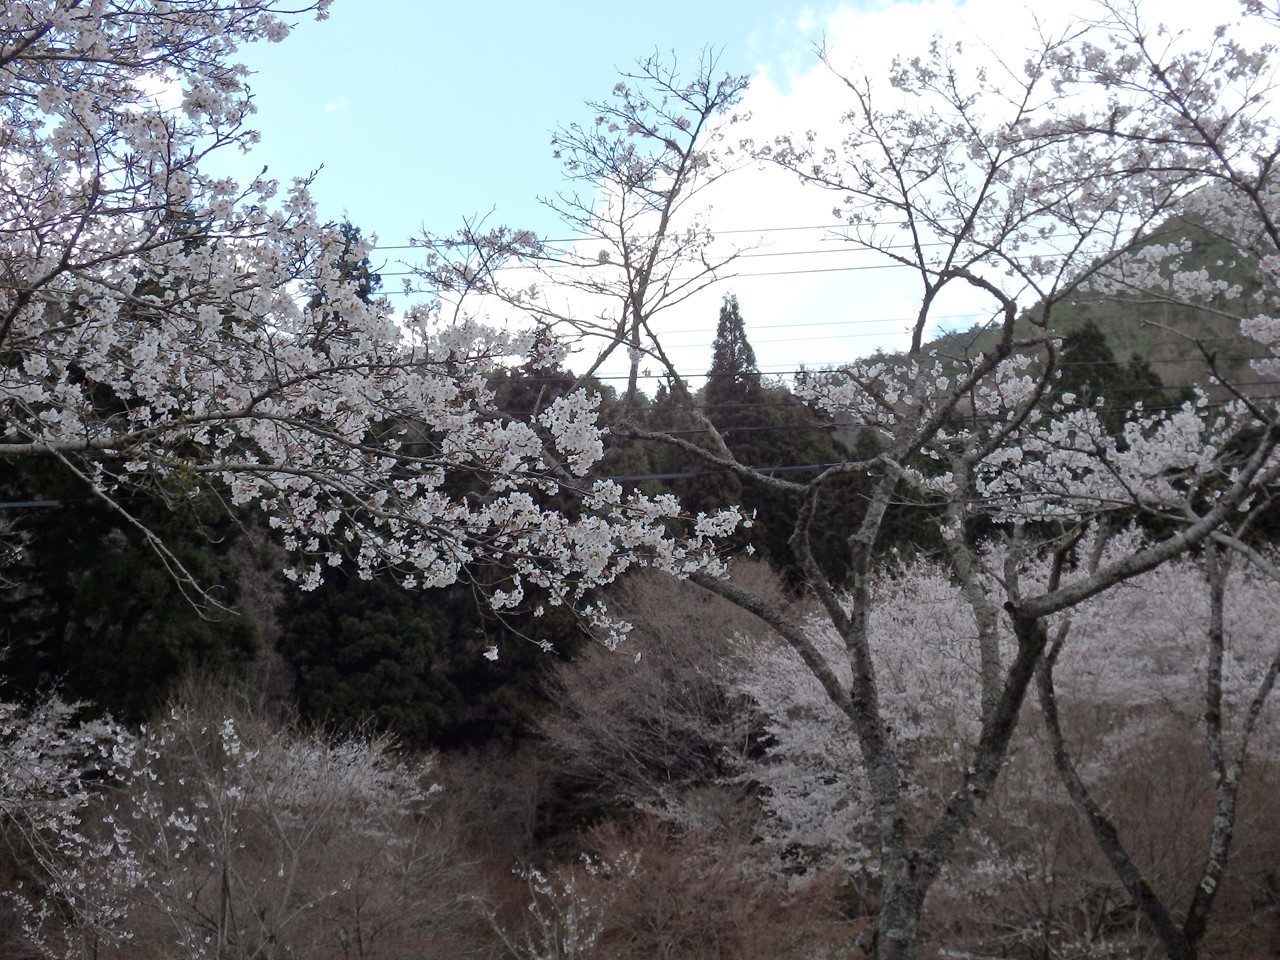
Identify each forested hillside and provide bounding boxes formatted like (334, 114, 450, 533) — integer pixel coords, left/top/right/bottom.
(929, 216, 1278, 405)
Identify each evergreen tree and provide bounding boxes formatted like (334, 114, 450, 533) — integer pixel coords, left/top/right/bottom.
(706, 293, 760, 403)
(650, 296, 863, 584)
(1056, 319, 1180, 434)
(278, 572, 463, 748)
(704, 293, 766, 464)
(0, 463, 259, 721)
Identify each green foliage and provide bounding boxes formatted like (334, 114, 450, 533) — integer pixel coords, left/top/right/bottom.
(277, 572, 463, 749)
(441, 598, 586, 747)
(932, 215, 1271, 400)
(1055, 319, 1183, 433)
(0, 466, 258, 722)
(627, 297, 862, 583)
(278, 549, 592, 750)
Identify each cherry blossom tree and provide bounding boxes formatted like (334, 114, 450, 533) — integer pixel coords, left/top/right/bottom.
(732, 561, 991, 887)
(737, 546, 1280, 957)
(989, 10, 1280, 954)
(1038, 537, 1280, 960)
(0, 3, 742, 632)
(3, 695, 479, 960)
(429, 4, 1280, 957)
(0, 697, 132, 954)
(701, 8, 1280, 954)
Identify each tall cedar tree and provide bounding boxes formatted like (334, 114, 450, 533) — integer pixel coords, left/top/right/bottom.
(671, 296, 862, 583)
(706, 294, 761, 404)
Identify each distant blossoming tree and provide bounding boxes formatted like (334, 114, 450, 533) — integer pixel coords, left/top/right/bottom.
(3, 697, 473, 959)
(738, 545, 1280, 957)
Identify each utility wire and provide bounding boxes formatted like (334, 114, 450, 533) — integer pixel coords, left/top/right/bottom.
(488, 353, 1273, 388)
(367, 214, 1126, 251)
(373, 239, 956, 276)
(367, 222, 894, 251)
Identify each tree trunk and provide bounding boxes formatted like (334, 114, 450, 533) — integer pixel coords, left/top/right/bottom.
(875, 881, 927, 960)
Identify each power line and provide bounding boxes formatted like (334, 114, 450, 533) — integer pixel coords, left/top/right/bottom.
(367, 222, 880, 252)
(373, 239, 955, 276)
(487, 352, 1273, 389)
(375, 258, 923, 293)
(371, 227, 1101, 286)
(367, 214, 1115, 253)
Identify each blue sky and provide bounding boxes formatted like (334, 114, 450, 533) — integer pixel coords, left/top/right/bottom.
(231, 0, 830, 249)
(222, 0, 1233, 383)
(222, 0, 922, 381)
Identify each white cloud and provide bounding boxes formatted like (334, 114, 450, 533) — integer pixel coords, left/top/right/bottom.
(570, 1, 1011, 386)
(547, 1, 1258, 389)
(134, 69, 183, 112)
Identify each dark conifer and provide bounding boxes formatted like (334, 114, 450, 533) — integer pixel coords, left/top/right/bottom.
(706, 294, 760, 398)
